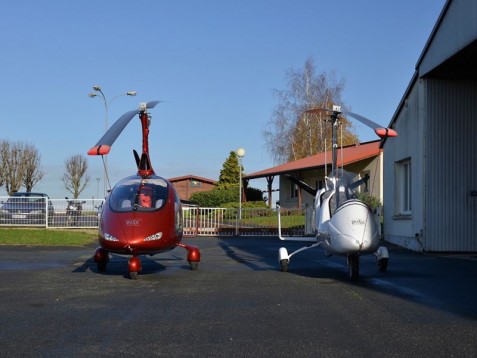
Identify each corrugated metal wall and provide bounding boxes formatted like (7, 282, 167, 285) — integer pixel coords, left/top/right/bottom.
(425, 79, 477, 251)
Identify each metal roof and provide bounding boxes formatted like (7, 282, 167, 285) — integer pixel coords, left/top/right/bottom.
(167, 175, 217, 184)
(244, 140, 381, 180)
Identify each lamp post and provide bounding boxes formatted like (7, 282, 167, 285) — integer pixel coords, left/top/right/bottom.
(88, 86, 136, 196)
(96, 178, 100, 203)
(236, 147, 246, 220)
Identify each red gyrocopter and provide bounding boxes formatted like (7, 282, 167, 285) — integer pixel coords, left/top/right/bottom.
(88, 101, 200, 279)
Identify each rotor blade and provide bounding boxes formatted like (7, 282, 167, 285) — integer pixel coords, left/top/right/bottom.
(87, 109, 138, 155)
(344, 111, 397, 139)
(305, 107, 334, 115)
(146, 100, 161, 109)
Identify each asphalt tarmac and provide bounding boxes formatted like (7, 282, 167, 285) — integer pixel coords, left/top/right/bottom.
(1, 236, 476, 357)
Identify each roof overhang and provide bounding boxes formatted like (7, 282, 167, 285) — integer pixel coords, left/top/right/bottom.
(245, 140, 381, 180)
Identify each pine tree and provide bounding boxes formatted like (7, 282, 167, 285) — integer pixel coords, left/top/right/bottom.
(216, 151, 243, 190)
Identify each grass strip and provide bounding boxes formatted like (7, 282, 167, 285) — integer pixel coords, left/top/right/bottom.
(0, 228, 98, 246)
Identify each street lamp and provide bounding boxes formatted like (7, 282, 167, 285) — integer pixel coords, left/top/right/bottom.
(236, 147, 246, 220)
(96, 178, 100, 202)
(89, 86, 136, 196)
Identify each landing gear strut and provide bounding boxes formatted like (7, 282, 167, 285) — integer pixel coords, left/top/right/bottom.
(94, 247, 109, 272)
(178, 243, 201, 270)
(347, 254, 360, 280)
(128, 256, 142, 280)
(375, 246, 389, 272)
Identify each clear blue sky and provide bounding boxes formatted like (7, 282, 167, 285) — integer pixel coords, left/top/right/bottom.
(0, 0, 446, 199)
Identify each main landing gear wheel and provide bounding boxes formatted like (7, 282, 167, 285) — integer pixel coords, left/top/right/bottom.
(279, 259, 289, 272)
(347, 254, 360, 280)
(130, 271, 138, 280)
(93, 247, 109, 273)
(97, 262, 107, 272)
(375, 246, 389, 273)
(189, 261, 199, 271)
(278, 247, 289, 272)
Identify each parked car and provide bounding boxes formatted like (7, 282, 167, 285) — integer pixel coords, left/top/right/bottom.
(0, 192, 55, 225)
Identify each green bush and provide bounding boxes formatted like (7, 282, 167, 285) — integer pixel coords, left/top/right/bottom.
(189, 186, 265, 207)
(190, 188, 239, 207)
(222, 201, 268, 209)
(356, 192, 382, 209)
(245, 187, 264, 202)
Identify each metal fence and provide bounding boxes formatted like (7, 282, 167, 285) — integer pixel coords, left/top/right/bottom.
(0, 196, 103, 228)
(1, 195, 309, 236)
(183, 206, 311, 237)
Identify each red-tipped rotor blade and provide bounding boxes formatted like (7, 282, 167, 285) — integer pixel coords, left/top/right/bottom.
(374, 127, 398, 138)
(344, 111, 397, 138)
(87, 109, 138, 156)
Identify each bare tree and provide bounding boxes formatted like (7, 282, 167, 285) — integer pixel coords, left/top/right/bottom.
(0, 140, 26, 195)
(22, 144, 45, 192)
(264, 57, 359, 164)
(1, 140, 45, 194)
(62, 154, 90, 198)
(0, 141, 5, 190)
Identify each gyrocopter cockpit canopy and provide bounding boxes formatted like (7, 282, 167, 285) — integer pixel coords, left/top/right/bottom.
(109, 175, 169, 212)
(325, 169, 359, 190)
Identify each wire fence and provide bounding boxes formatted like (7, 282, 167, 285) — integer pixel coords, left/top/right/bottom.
(1, 196, 310, 236)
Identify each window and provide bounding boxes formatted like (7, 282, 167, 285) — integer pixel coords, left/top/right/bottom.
(396, 159, 411, 215)
(359, 171, 370, 193)
(190, 180, 202, 188)
(290, 182, 298, 199)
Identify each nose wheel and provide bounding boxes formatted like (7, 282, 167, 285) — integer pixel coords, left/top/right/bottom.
(128, 256, 142, 280)
(347, 254, 360, 280)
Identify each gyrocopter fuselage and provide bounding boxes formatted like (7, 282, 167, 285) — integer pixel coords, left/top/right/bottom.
(278, 105, 397, 280)
(88, 101, 200, 279)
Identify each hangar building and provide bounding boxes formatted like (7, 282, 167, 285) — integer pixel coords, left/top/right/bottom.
(383, 0, 477, 252)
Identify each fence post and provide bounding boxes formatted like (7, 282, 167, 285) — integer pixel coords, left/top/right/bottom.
(235, 207, 239, 236)
(45, 197, 49, 228)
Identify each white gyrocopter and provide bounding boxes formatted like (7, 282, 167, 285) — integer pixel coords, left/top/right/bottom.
(277, 105, 397, 280)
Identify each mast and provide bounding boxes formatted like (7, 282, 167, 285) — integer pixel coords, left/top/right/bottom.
(140, 110, 150, 155)
(137, 107, 154, 177)
(330, 105, 341, 178)
(331, 106, 341, 211)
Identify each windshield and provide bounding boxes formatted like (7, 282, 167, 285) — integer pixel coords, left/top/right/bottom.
(324, 169, 358, 214)
(325, 169, 358, 190)
(109, 175, 169, 212)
